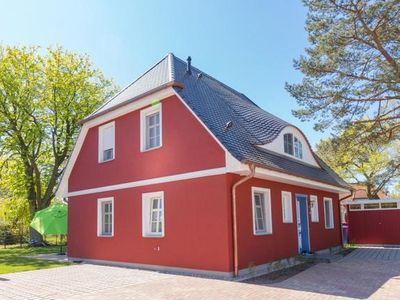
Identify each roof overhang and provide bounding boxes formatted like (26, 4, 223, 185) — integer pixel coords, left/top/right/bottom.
(226, 154, 351, 194)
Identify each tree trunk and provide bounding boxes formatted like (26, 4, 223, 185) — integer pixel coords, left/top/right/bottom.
(28, 199, 43, 243)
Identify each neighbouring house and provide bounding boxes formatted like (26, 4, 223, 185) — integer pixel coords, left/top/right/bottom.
(57, 54, 351, 278)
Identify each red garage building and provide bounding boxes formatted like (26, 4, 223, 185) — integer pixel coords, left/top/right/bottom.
(57, 54, 350, 278)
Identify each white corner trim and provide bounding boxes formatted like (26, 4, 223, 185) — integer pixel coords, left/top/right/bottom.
(56, 88, 176, 198)
(67, 167, 227, 197)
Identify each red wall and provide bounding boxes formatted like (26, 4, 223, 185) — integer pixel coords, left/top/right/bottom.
(226, 175, 341, 270)
(348, 209, 400, 245)
(68, 175, 233, 272)
(69, 95, 225, 192)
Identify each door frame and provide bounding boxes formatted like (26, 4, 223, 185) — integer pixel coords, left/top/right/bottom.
(295, 193, 311, 254)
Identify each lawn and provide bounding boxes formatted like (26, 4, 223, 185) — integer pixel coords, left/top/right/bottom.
(0, 245, 70, 274)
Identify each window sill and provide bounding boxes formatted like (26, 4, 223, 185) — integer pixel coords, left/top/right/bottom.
(325, 227, 334, 230)
(141, 145, 162, 153)
(143, 233, 164, 238)
(282, 221, 293, 224)
(253, 231, 272, 236)
(97, 234, 114, 238)
(99, 158, 115, 164)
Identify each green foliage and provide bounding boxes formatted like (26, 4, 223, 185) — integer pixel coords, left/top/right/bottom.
(0, 45, 117, 231)
(316, 126, 400, 198)
(286, 0, 400, 142)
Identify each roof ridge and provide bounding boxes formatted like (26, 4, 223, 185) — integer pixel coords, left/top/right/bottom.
(90, 53, 173, 117)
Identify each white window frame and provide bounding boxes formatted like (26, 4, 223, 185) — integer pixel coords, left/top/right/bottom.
(281, 191, 293, 223)
(251, 187, 272, 235)
(140, 104, 162, 152)
(310, 195, 319, 222)
(98, 121, 115, 163)
(142, 191, 165, 238)
(97, 197, 114, 237)
(323, 197, 334, 229)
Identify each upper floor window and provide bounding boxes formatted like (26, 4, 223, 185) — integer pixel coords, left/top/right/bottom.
(284, 133, 303, 159)
(251, 187, 272, 235)
(98, 122, 115, 162)
(141, 104, 162, 152)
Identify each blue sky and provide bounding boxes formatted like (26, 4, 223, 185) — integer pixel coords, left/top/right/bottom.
(0, 0, 329, 147)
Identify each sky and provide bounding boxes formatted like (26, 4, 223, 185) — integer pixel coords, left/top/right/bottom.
(0, 0, 330, 147)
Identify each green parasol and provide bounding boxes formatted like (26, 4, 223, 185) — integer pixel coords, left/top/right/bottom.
(30, 203, 68, 235)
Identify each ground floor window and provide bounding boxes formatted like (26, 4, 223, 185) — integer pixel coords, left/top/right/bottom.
(281, 191, 293, 223)
(251, 187, 272, 235)
(324, 197, 334, 229)
(142, 191, 164, 237)
(310, 195, 319, 222)
(97, 197, 114, 237)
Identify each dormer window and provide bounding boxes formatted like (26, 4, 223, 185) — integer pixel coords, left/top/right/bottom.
(284, 133, 303, 159)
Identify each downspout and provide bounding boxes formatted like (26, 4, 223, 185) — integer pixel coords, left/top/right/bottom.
(232, 164, 256, 277)
(339, 190, 354, 245)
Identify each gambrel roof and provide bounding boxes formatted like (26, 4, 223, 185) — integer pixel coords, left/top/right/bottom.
(83, 53, 349, 189)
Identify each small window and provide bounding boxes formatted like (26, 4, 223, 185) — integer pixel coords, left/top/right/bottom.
(310, 195, 319, 222)
(294, 137, 303, 159)
(142, 191, 164, 237)
(97, 197, 114, 237)
(364, 203, 380, 210)
(323, 197, 334, 229)
(381, 202, 398, 209)
(141, 104, 162, 151)
(252, 187, 272, 235)
(349, 204, 362, 210)
(281, 191, 293, 223)
(98, 122, 115, 162)
(284, 133, 293, 155)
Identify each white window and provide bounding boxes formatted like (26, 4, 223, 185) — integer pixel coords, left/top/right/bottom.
(251, 187, 272, 235)
(324, 197, 334, 229)
(294, 137, 303, 159)
(284, 133, 303, 159)
(98, 122, 115, 162)
(97, 197, 114, 237)
(284, 133, 293, 155)
(142, 191, 164, 237)
(140, 104, 162, 151)
(310, 195, 319, 222)
(281, 191, 293, 223)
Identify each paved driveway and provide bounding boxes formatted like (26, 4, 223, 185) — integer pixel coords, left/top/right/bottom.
(1, 247, 400, 299)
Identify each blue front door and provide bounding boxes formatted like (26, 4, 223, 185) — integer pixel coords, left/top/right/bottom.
(296, 195, 310, 253)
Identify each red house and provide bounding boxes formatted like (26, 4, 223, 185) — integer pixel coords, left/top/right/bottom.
(57, 54, 350, 278)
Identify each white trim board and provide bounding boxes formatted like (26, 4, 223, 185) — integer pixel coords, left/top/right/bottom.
(67, 167, 227, 197)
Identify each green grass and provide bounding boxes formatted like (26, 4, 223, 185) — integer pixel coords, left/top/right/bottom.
(0, 245, 70, 275)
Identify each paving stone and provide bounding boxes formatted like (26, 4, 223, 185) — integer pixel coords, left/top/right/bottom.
(0, 248, 399, 299)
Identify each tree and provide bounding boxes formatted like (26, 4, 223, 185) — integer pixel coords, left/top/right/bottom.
(286, 0, 400, 142)
(316, 128, 400, 198)
(0, 46, 116, 239)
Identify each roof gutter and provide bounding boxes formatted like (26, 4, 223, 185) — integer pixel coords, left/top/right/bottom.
(232, 163, 256, 277)
(80, 80, 184, 125)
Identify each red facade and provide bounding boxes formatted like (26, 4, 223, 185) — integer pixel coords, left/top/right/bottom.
(68, 94, 342, 275)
